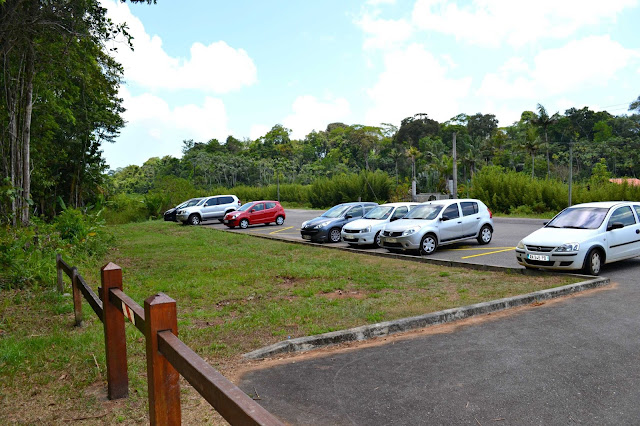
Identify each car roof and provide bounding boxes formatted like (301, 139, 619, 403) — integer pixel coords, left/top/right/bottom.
(380, 202, 421, 207)
(568, 201, 635, 209)
(249, 200, 278, 203)
(338, 202, 378, 206)
(418, 198, 485, 206)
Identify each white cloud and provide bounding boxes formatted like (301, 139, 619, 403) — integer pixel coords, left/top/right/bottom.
(102, 0, 257, 93)
(477, 36, 639, 99)
(120, 89, 229, 141)
(356, 12, 413, 50)
(365, 43, 472, 126)
(282, 96, 351, 139)
(412, 0, 638, 47)
(250, 124, 271, 140)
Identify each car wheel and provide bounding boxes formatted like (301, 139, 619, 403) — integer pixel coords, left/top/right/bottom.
(477, 225, 492, 245)
(329, 228, 342, 243)
(276, 215, 285, 225)
(239, 219, 249, 229)
(188, 214, 201, 226)
(583, 248, 603, 276)
(419, 233, 437, 255)
(374, 231, 382, 248)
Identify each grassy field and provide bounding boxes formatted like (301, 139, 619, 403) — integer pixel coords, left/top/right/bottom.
(0, 220, 580, 424)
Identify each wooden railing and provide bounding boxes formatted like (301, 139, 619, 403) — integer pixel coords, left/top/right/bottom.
(56, 254, 283, 426)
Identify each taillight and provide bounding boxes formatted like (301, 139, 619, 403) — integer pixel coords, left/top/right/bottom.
(488, 208, 493, 218)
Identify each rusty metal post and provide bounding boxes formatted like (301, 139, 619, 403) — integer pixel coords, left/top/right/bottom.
(100, 262, 128, 400)
(56, 253, 63, 293)
(71, 267, 83, 327)
(145, 293, 181, 425)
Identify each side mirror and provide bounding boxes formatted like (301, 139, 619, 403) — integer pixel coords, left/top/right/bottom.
(250, 209, 255, 213)
(390, 217, 398, 222)
(345, 214, 353, 219)
(543, 221, 548, 226)
(440, 215, 449, 221)
(607, 222, 624, 231)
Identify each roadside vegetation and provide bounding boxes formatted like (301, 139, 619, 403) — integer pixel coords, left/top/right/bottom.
(1, 220, 580, 423)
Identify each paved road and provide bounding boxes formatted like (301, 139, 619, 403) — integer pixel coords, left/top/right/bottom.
(202, 210, 640, 425)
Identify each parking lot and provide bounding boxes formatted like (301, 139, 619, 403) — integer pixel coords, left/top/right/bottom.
(205, 208, 545, 269)
(207, 207, 640, 425)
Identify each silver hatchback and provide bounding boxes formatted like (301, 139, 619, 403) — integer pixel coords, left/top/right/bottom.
(379, 199, 494, 255)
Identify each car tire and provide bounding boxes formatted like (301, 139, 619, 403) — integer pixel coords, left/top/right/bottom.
(239, 219, 249, 229)
(373, 231, 382, 248)
(329, 228, 342, 243)
(419, 233, 438, 255)
(188, 214, 201, 226)
(477, 225, 492, 245)
(276, 215, 285, 225)
(583, 248, 603, 276)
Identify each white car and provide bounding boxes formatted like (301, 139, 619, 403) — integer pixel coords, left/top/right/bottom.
(379, 199, 494, 255)
(341, 202, 420, 247)
(176, 194, 241, 225)
(516, 201, 640, 275)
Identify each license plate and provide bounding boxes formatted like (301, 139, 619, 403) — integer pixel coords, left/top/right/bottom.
(223, 220, 229, 224)
(386, 238, 397, 243)
(302, 235, 311, 240)
(527, 254, 549, 261)
(344, 235, 355, 240)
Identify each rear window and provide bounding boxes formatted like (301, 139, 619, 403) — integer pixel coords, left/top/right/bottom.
(217, 196, 234, 204)
(266, 202, 276, 209)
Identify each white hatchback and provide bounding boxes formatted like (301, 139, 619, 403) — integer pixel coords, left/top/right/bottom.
(516, 201, 640, 275)
(341, 202, 420, 247)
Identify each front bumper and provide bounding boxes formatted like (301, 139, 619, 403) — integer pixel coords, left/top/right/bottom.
(341, 229, 376, 245)
(300, 228, 329, 242)
(176, 212, 189, 222)
(515, 248, 582, 270)
(379, 232, 421, 251)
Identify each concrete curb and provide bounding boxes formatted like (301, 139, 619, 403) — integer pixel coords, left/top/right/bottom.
(242, 275, 610, 360)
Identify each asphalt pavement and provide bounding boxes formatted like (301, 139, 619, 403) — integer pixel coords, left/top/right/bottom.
(208, 210, 640, 425)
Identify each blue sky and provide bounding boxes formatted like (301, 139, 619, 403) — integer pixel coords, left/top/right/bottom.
(100, 0, 640, 170)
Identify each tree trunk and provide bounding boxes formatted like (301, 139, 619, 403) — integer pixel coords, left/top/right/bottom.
(21, 46, 34, 224)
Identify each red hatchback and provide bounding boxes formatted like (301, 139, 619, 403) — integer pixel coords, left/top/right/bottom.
(223, 200, 286, 229)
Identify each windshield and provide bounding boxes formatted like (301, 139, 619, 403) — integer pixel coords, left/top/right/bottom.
(403, 205, 443, 220)
(364, 206, 394, 220)
(546, 207, 608, 229)
(237, 202, 255, 212)
(322, 204, 351, 218)
(182, 198, 202, 208)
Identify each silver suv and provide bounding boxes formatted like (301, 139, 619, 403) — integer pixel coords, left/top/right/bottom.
(176, 195, 241, 225)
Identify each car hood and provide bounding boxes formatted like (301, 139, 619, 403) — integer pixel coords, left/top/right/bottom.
(521, 227, 600, 245)
(343, 218, 386, 230)
(164, 207, 177, 214)
(384, 218, 436, 232)
(302, 216, 341, 228)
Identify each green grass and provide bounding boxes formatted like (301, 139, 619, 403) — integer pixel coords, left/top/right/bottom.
(0, 220, 581, 423)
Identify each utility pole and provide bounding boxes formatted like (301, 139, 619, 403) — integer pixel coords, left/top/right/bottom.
(452, 132, 458, 198)
(568, 141, 573, 207)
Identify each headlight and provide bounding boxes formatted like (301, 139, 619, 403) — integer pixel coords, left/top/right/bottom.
(517, 240, 525, 249)
(314, 220, 332, 229)
(363, 226, 371, 233)
(402, 226, 421, 236)
(555, 243, 579, 252)
(301, 221, 308, 228)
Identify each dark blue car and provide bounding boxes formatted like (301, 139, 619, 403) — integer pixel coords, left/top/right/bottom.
(300, 202, 378, 243)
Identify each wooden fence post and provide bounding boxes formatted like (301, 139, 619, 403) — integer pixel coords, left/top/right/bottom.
(144, 293, 181, 425)
(71, 267, 83, 327)
(100, 262, 128, 400)
(56, 253, 63, 293)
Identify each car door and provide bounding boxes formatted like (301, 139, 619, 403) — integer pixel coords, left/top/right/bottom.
(201, 197, 218, 220)
(438, 203, 464, 242)
(606, 205, 639, 260)
(250, 202, 267, 223)
(460, 201, 480, 238)
(264, 202, 277, 222)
